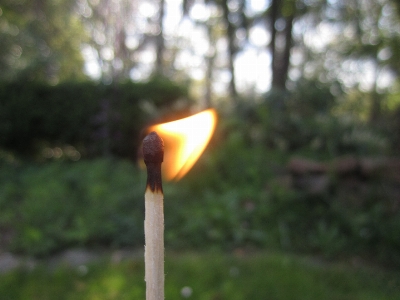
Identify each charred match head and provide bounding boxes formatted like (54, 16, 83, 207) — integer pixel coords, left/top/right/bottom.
(143, 131, 164, 193)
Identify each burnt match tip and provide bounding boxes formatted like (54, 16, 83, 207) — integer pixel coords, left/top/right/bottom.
(143, 131, 164, 165)
(143, 131, 164, 193)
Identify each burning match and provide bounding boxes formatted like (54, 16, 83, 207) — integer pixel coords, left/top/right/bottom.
(143, 131, 165, 300)
(141, 109, 217, 299)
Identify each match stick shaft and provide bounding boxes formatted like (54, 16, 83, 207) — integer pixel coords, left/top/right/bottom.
(145, 189, 164, 300)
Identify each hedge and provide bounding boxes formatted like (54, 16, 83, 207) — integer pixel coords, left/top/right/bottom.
(0, 77, 188, 159)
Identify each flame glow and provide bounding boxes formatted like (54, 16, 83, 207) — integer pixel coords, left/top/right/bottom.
(148, 109, 217, 181)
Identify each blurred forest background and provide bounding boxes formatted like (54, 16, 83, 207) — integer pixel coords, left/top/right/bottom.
(1, 0, 400, 272)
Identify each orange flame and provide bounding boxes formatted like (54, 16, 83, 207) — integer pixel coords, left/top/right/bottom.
(147, 108, 217, 181)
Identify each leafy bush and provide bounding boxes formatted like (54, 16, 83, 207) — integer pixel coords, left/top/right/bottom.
(1, 146, 400, 267)
(0, 77, 188, 159)
(0, 159, 146, 256)
(234, 79, 391, 158)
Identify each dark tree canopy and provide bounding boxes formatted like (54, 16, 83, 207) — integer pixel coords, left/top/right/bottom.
(0, 0, 87, 83)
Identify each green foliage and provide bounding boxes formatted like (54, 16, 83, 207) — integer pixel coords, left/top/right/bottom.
(0, 78, 399, 266)
(0, 159, 146, 256)
(1, 112, 399, 266)
(247, 79, 391, 157)
(0, 0, 87, 82)
(0, 78, 188, 159)
(1, 252, 400, 300)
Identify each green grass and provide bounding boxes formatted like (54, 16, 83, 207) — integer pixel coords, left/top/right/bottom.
(1, 251, 400, 300)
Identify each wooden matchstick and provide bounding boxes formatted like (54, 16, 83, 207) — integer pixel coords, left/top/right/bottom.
(143, 131, 165, 300)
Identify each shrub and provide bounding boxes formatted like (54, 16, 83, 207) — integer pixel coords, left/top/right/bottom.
(231, 79, 391, 158)
(0, 78, 189, 160)
(0, 159, 146, 256)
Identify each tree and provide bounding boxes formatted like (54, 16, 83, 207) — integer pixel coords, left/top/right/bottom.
(0, 0, 87, 82)
(79, 0, 171, 82)
(297, 0, 400, 121)
(268, 0, 296, 91)
(155, 0, 166, 75)
(179, 0, 240, 105)
(79, 0, 138, 82)
(221, 0, 239, 101)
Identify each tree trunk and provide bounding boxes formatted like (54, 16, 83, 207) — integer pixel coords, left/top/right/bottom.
(370, 66, 382, 123)
(270, 0, 279, 83)
(204, 53, 214, 108)
(269, 0, 294, 91)
(221, 0, 238, 103)
(155, 0, 165, 75)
